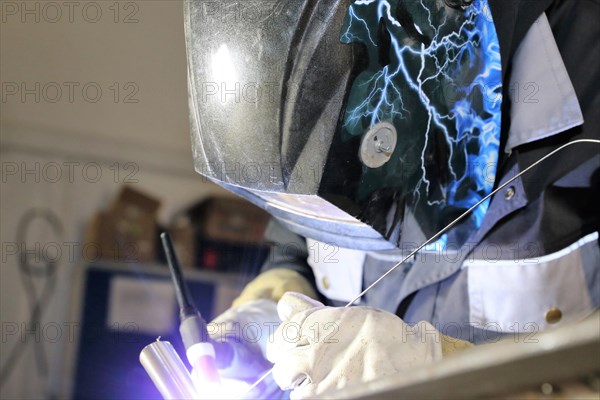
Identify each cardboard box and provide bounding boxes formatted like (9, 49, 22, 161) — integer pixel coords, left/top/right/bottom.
(192, 197, 270, 245)
(168, 219, 195, 269)
(196, 237, 268, 274)
(86, 186, 161, 263)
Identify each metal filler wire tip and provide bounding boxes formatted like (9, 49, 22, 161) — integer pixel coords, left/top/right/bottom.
(243, 139, 600, 397)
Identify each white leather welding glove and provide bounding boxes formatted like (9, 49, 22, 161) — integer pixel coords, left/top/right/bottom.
(193, 299, 285, 399)
(207, 299, 279, 380)
(194, 269, 320, 399)
(207, 268, 319, 379)
(267, 292, 444, 399)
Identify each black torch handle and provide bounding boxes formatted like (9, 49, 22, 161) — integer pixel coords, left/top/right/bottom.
(160, 232, 198, 319)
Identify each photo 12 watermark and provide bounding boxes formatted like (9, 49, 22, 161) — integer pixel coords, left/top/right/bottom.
(1, 82, 140, 104)
(2, 240, 142, 265)
(1, 161, 139, 184)
(1, 1, 140, 24)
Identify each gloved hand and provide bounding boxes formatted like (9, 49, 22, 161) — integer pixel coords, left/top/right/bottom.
(266, 292, 446, 399)
(232, 268, 318, 307)
(188, 299, 280, 399)
(209, 267, 319, 375)
(208, 299, 278, 380)
(193, 269, 319, 397)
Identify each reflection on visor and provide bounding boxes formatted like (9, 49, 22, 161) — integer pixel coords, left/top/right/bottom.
(213, 179, 396, 251)
(255, 192, 363, 224)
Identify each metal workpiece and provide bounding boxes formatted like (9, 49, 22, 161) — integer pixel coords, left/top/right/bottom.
(328, 312, 600, 399)
(139, 340, 198, 400)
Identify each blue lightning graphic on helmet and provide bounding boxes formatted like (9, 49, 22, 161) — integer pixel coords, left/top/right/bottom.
(340, 0, 502, 248)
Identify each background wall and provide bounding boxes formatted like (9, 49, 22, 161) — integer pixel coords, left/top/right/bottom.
(0, 1, 233, 398)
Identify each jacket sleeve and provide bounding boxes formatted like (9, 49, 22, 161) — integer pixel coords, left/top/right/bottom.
(260, 218, 318, 286)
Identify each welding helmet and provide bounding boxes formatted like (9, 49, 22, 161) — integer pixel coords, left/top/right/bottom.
(184, 0, 502, 250)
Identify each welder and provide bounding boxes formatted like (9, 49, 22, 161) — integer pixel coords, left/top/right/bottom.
(183, 0, 599, 398)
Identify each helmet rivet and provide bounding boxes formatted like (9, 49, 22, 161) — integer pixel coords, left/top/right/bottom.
(359, 122, 397, 168)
